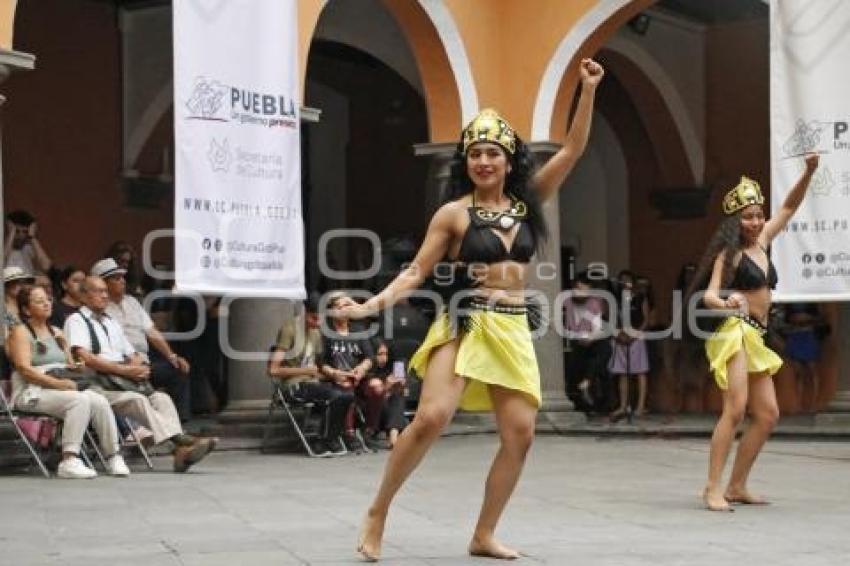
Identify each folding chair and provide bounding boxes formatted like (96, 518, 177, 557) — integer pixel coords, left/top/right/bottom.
(262, 377, 346, 457)
(265, 344, 343, 457)
(1, 379, 53, 477)
(2, 379, 112, 476)
(116, 416, 154, 469)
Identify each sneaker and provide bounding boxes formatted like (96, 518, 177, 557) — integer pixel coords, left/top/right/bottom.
(326, 437, 348, 455)
(57, 457, 97, 479)
(308, 439, 332, 458)
(106, 454, 131, 477)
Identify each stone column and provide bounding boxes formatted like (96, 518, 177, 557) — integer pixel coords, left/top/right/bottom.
(0, 48, 35, 344)
(222, 297, 291, 411)
(527, 142, 574, 414)
(816, 303, 850, 425)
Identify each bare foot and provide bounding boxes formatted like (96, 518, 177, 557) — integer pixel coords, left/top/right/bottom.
(725, 488, 769, 505)
(357, 509, 385, 562)
(468, 534, 520, 560)
(703, 486, 733, 512)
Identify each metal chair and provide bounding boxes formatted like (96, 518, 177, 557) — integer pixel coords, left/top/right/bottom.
(1, 379, 105, 476)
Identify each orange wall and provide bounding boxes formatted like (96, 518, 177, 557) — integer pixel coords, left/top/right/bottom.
(444, 0, 597, 138)
(298, 0, 325, 101)
(0, 0, 15, 49)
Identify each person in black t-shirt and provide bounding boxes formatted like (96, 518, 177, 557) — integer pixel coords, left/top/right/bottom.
(320, 292, 382, 450)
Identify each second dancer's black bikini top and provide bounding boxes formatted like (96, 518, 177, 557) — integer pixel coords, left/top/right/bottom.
(730, 247, 777, 290)
(455, 206, 535, 264)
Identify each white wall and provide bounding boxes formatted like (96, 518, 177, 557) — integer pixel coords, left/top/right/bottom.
(313, 0, 423, 96)
(305, 80, 349, 287)
(119, 5, 172, 170)
(559, 113, 628, 275)
(608, 9, 707, 183)
(630, 9, 706, 149)
(559, 9, 708, 277)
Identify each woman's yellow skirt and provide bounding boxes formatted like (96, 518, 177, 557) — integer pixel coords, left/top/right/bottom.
(409, 309, 541, 412)
(705, 315, 782, 390)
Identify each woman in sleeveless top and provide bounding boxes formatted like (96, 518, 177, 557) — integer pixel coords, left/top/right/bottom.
(7, 285, 128, 479)
(689, 153, 819, 511)
(340, 59, 604, 561)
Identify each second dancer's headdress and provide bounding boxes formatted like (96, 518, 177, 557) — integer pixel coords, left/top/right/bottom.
(722, 176, 764, 215)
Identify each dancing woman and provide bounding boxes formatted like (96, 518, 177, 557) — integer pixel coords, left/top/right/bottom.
(694, 153, 819, 511)
(339, 59, 604, 560)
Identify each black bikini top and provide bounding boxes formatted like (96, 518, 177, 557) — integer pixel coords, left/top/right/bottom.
(455, 196, 535, 264)
(730, 248, 777, 290)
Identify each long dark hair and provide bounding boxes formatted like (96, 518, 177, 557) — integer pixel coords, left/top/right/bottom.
(443, 136, 549, 252)
(685, 213, 744, 300)
(678, 212, 745, 387)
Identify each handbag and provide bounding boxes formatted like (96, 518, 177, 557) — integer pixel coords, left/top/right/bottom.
(78, 313, 155, 396)
(45, 367, 104, 391)
(97, 372, 155, 396)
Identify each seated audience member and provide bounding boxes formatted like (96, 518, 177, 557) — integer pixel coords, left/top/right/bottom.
(64, 275, 214, 472)
(322, 291, 381, 450)
(371, 340, 407, 449)
(93, 258, 191, 422)
(4, 266, 34, 335)
(8, 285, 129, 478)
(4, 210, 52, 276)
(268, 294, 355, 455)
(105, 240, 144, 297)
(49, 265, 86, 328)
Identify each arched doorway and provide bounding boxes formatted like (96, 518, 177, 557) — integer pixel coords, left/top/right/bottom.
(303, 0, 436, 293)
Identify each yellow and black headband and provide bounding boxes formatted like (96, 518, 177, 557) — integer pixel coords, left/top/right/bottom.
(722, 176, 764, 215)
(461, 108, 517, 155)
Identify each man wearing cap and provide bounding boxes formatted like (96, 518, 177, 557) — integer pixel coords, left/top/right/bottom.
(268, 293, 355, 456)
(92, 258, 191, 422)
(3, 266, 35, 335)
(64, 275, 214, 472)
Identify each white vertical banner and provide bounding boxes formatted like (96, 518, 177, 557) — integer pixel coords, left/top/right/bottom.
(174, 0, 305, 298)
(770, 0, 850, 301)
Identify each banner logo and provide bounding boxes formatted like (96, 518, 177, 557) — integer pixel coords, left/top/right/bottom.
(186, 77, 229, 121)
(207, 138, 232, 173)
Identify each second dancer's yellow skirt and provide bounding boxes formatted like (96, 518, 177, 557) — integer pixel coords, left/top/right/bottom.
(409, 309, 541, 412)
(705, 315, 783, 390)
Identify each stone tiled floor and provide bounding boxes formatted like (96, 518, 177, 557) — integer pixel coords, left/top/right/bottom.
(2, 435, 849, 565)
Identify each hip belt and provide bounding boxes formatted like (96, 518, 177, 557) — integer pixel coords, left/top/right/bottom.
(733, 312, 767, 336)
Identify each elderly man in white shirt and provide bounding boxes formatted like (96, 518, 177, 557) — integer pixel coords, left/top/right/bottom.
(92, 258, 191, 421)
(64, 275, 214, 472)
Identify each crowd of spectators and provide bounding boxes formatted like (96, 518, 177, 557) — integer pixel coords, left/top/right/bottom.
(268, 291, 413, 456)
(2, 209, 218, 477)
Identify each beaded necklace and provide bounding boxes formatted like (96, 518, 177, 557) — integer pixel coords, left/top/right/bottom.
(471, 192, 528, 231)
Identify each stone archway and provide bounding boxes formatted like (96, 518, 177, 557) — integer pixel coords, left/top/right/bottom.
(301, 0, 472, 142)
(532, 0, 658, 141)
